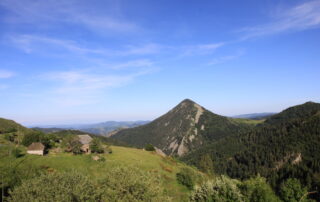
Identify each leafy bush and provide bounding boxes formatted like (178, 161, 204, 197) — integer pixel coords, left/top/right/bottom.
(90, 138, 104, 153)
(145, 144, 155, 151)
(0, 157, 42, 201)
(4, 133, 15, 142)
(279, 178, 308, 202)
(98, 156, 106, 162)
(176, 167, 195, 190)
(9, 171, 101, 202)
(190, 175, 244, 202)
(61, 136, 82, 155)
(99, 165, 171, 201)
(21, 132, 40, 147)
(4, 128, 17, 133)
(240, 176, 280, 202)
(11, 148, 24, 158)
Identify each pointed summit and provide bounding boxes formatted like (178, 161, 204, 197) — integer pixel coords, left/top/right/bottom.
(179, 98, 196, 105)
(112, 99, 247, 156)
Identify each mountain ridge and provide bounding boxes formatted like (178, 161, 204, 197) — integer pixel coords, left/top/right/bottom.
(111, 99, 252, 156)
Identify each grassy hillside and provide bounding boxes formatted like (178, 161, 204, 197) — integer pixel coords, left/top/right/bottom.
(0, 118, 31, 134)
(0, 145, 203, 201)
(232, 118, 265, 125)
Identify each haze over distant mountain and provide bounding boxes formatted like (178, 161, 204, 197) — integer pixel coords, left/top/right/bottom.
(32, 121, 149, 136)
(232, 112, 276, 120)
(112, 99, 252, 156)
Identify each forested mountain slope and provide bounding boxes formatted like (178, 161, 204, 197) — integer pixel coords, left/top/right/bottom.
(112, 99, 252, 156)
(182, 101, 320, 197)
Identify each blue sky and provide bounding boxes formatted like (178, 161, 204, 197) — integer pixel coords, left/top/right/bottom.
(0, 0, 319, 125)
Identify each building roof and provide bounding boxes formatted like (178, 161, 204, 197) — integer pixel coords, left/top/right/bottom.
(78, 134, 93, 145)
(27, 142, 45, 151)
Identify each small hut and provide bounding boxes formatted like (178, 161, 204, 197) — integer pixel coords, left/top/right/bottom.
(27, 142, 45, 155)
(77, 135, 93, 153)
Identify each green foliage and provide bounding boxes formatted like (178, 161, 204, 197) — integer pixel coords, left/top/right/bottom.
(97, 156, 106, 162)
(240, 176, 280, 202)
(4, 128, 17, 133)
(190, 175, 244, 202)
(89, 138, 104, 153)
(99, 165, 171, 202)
(0, 118, 30, 134)
(9, 171, 101, 202)
(176, 167, 195, 190)
(182, 101, 320, 198)
(199, 154, 214, 173)
(0, 155, 42, 201)
(145, 143, 155, 151)
(279, 178, 308, 202)
(4, 133, 15, 142)
(21, 132, 41, 147)
(61, 135, 82, 154)
(11, 148, 24, 158)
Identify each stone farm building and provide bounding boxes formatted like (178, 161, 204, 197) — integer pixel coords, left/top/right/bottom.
(78, 134, 93, 153)
(27, 142, 45, 155)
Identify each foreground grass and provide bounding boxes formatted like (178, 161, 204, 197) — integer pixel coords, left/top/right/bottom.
(1, 146, 194, 201)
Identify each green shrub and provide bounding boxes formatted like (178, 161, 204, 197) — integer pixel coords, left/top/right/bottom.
(4, 133, 15, 142)
(21, 132, 40, 147)
(176, 167, 195, 190)
(61, 136, 82, 155)
(12, 148, 24, 158)
(4, 128, 17, 133)
(98, 156, 106, 162)
(190, 175, 244, 202)
(279, 178, 308, 202)
(145, 144, 155, 151)
(90, 138, 104, 153)
(240, 176, 280, 202)
(99, 165, 171, 201)
(0, 157, 42, 200)
(9, 171, 101, 202)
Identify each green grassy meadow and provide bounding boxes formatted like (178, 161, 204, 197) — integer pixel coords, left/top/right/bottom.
(1, 145, 198, 201)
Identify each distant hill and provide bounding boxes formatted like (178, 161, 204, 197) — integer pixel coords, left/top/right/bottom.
(232, 112, 276, 120)
(33, 121, 149, 136)
(0, 118, 31, 134)
(32, 127, 65, 133)
(112, 99, 252, 156)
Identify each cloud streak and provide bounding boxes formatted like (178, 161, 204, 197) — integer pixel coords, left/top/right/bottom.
(0, 69, 15, 79)
(0, 0, 138, 33)
(181, 42, 225, 56)
(9, 34, 163, 57)
(240, 0, 320, 39)
(42, 69, 152, 106)
(208, 50, 245, 66)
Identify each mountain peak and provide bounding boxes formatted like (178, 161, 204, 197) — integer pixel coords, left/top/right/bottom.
(112, 99, 245, 157)
(179, 98, 196, 105)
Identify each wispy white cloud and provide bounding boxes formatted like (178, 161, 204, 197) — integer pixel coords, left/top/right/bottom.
(181, 42, 225, 56)
(0, 69, 15, 79)
(10, 35, 106, 55)
(9, 34, 224, 60)
(208, 50, 245, 66)
(0, 0, 138, 33)
(42, 69, 153, 106)
(240, 0, 320, 39)
(9, 34, 162, 57)
(109, 59, 153, 70)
